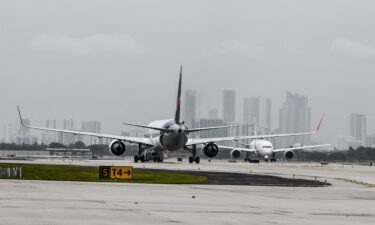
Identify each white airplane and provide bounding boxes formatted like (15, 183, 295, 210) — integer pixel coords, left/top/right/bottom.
(219, 116, 331, 162)
(17, 66, 328, 163)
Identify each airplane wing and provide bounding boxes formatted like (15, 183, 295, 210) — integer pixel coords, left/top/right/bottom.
(186, 136, 242, 146)
(186, 114, 325, 146)
(217, 145, 256, 153)
(235, 114, 325, 140)
(17, 106, 153, 146)
(272, 144, 331, 153)
(216, 144, 331, 153)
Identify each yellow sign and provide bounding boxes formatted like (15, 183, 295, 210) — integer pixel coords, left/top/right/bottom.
(99, 166, 133, 180)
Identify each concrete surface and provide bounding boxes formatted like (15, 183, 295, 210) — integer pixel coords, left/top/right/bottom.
(0, 159, 375, 225)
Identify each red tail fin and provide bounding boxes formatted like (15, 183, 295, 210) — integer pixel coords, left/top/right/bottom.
(315, 113, 325, 132)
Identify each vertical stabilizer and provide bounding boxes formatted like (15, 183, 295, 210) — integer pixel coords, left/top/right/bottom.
(174, 66, 183, 124)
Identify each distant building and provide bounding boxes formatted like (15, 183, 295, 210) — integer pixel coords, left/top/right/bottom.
(208, 109, 218, 120)
(42, 120, 58, 145)
(183, 90, 197, 128)
(223, 90, 236, 124)
(63, 118, 75, 146)
(243, 97, 259, 125)
(366, 134, 375, 148)
(198, 119, 228, 138)
(279, 92, 311, 146)
(79, 121, 101, 146)
(6, 124, 15, 143)
(264, 98, 272, 132)
(15, 119, 38, 145)
(336, 136, 353, 150)
(350, 114, 366, 146)
(348, 140, 362, 150)
(243, 97, 271, 133)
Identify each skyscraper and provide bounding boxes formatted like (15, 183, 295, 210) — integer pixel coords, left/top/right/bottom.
(243, 97, 271, 133)
(265, 98, 272, 132)
(63, 118, 75, 146)
(43, 120, 58, 145)
(223, 90, 235, 124)
(80, 121, 102, 146)
(279, 92, 311, 145)
(350, 114, 366, 146)
(243, 97, 260, 125)
(15, 119, 38, 145)
(183, 90, 197, 128)
(198, 118, 228, 138)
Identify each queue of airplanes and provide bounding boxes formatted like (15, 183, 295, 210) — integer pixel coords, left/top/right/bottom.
(17, 66, 331, 163)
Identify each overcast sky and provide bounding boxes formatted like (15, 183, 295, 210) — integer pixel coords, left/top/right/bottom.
(1, 0, 375, 143)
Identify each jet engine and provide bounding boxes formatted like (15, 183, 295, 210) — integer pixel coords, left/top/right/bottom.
(230, 149, 241, 159)
(201, 143, 219, 158)
(284, 150, 294, 160)
(109, 140, 126, 156)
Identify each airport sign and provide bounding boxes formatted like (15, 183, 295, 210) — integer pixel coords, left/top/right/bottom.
(99, 166, 133, 180)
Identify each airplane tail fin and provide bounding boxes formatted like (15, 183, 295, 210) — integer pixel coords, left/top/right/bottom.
(315, 113, 325, 133)
(174, 66, 182, 125)
(17, 106, 26, 127)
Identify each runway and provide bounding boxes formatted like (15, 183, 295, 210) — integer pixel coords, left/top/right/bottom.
(0, 159, 374, 225)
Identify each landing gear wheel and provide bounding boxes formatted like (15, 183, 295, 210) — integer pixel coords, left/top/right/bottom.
(134, 155, 139, 163)
(195, 156, 200, 164)
(271, 158, 276, 162)
(140, 155, 145, 162)
(189, 156, 194, 163)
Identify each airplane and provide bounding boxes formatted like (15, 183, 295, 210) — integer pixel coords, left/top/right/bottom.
(17, 66, 327, 164)
(17, 66, 240, 163)
(218, 116, 331, 163)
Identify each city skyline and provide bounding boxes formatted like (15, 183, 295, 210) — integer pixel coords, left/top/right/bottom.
(4, 89, 373, 149)
(1, 1, 375, 145)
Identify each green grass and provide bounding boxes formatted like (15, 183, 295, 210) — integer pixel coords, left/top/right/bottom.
(0, 163, 207, 184)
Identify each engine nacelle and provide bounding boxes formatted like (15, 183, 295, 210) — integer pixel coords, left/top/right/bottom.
(201, 143, 219, 158)
(284, 150, 294, 160)
(230, 149, 241, 159)
(109, 140, 126, 156)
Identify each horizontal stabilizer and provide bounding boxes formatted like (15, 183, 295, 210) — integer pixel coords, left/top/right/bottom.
(187, 125, 237, 133)
(122, 122, 169, 132)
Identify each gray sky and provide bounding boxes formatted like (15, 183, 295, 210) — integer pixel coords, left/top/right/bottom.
(1, 0, 375, 143)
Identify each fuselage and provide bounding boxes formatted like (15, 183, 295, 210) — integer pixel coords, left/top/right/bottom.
(249, 139, 274, 159)
(145, 119, 189, 151)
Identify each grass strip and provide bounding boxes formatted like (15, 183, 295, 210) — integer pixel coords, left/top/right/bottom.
(0, 163, 207, 184)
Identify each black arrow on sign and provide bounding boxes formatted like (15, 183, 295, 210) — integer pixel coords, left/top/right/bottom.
(125, 170, 132, 176)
